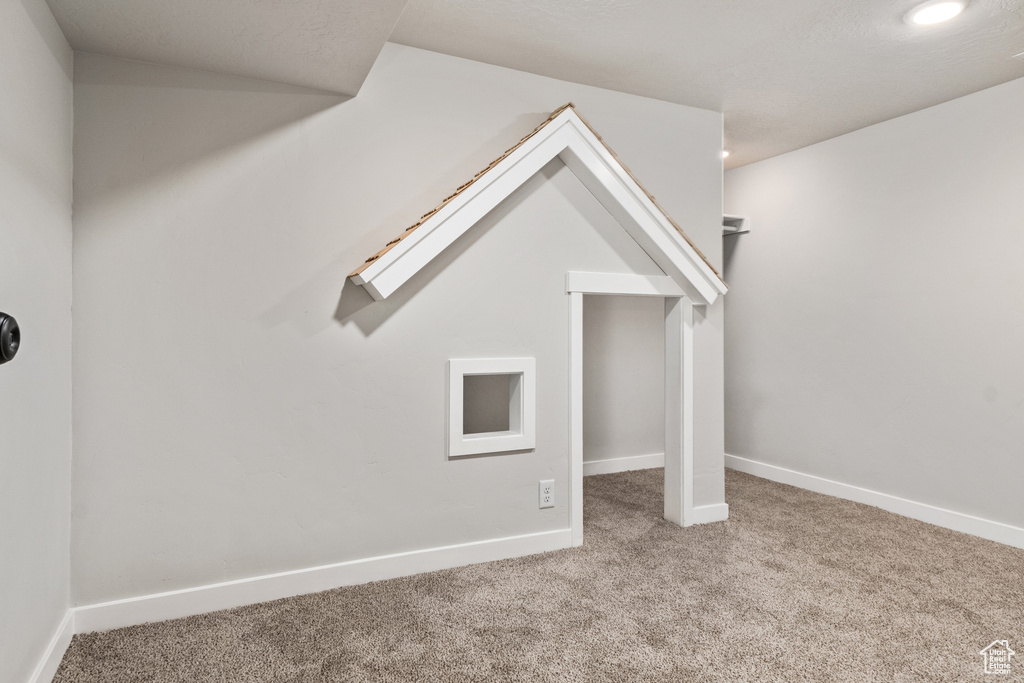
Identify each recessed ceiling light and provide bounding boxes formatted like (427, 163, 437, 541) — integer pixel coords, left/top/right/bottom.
(906, 0, 967, 25)
(721, 150, 730, 159)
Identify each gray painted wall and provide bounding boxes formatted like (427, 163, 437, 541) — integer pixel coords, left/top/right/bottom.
(71, 44, 725, 606)
(0, 0, 74, 679)
(724, 76, 1024, 528)
(583, 296, 665, 464)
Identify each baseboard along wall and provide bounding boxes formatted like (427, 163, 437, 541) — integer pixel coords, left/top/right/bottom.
(688, 503, 730, 525)
(72, 528, 573, 635)
(28, 609, 74, 683)
(40, 456, 725, 678)
(582, 452, 665, 476)
(32, 530, 573, 680)
(725, 454, 1024, 550)
(581, 453, 729, 525)
(35, 454, 1017, 680)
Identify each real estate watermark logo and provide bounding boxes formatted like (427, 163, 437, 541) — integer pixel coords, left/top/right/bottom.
(980, 640, 1015, 675)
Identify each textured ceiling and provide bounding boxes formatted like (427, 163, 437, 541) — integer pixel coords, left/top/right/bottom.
(391, 0, 1024, 167)
(44, 0, 1024, 167)
(45, 0, 408, 95)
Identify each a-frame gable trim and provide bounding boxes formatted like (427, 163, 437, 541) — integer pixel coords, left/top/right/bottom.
(350, 104, 728, 305)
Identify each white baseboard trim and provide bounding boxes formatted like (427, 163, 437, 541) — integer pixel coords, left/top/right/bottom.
(580, 455, 727, 525)
(73, 527, 573, 635)
(689, 503, 729, 525)
(583, 452, 664, 477)
(725, 454, 1024, 550)
(29, 609, 73, 683)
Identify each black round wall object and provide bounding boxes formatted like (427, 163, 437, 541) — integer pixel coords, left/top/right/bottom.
(0, 312, 20, 365)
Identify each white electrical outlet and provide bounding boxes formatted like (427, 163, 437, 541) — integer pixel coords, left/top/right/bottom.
(539, 480, 554, 508)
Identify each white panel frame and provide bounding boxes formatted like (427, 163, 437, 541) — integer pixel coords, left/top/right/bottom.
(351, 108, 727, 305)
(566, 272, 685, 298)
(448, 358, 536, 458)
(567, 272, 702, 546)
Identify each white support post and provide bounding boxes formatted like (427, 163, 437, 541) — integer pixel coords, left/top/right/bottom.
(664, 297, 695, 527)
(569, 291, 584, 546)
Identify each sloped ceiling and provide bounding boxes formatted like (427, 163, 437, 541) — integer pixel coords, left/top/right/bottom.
(45, 0, 1024, 166)
(45, 0, 409, 95)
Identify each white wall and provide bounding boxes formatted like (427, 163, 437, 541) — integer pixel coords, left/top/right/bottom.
(583, 296, 665, 464)
(71, 44, 725, 606)
(724, 76, 1024, 529)
(0, 0, 74, 679)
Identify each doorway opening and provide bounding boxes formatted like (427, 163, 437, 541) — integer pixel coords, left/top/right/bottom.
(581, 295, 665, 476)
(566, 272, 697, 546)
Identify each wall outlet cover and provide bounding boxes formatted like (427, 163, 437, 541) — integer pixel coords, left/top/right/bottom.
(539, 480, 554, 509)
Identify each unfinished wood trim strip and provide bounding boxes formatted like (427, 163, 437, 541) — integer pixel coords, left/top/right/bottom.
(349, 104, 575, 277)
(554, 128, 723, 305)
(357, 130, 576, 301)
(351, 104, 727, 304)
(568, 107, 719, 276)
(350, 102, 718, 277)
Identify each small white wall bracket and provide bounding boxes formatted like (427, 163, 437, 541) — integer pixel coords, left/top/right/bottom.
(722, 214, 750, 236)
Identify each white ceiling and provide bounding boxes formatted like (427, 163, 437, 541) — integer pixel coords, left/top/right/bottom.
(45, 0, 408, 95)
(391, 0, 1024, 168)
(46, 0, 1024, 167)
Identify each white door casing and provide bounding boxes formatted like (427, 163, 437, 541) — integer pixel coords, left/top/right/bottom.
(566, 272, 695, 545)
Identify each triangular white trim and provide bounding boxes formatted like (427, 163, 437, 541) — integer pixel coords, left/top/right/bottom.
(350, 106, 728, 305)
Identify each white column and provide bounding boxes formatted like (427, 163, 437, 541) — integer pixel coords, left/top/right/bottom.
(664, 297, 694, 526)
(569, 291, 584, 545)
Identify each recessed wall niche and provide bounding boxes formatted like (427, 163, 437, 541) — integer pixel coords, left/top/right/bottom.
(448, 358, 536, 457)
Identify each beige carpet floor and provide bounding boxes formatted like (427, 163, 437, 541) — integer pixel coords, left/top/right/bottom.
(56, 469, 1024, 682)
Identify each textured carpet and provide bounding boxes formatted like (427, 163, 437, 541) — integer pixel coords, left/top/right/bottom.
(56, 469, 1024, 682)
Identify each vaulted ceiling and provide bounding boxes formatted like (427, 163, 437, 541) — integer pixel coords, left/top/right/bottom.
(44, 0, 408, 95)
(45, 0, 1024, 167)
